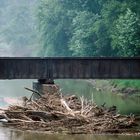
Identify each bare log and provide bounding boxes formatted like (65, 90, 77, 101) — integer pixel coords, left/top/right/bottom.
(60, 98, 76, 116)
(24, 87, 42, 97)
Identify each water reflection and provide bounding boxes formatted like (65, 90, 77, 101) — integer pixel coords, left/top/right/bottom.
(57, 80, 140, 115)
(0, 79, 140, 114)
(0, 80, 35, 108)
(0, 80, 34, 98)
(0, 128, 140, 140)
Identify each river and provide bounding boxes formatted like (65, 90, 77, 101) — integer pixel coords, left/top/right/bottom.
(57, 80, 140, 115)
(0, 127, 140, 140)
(0, 79, 140, 140)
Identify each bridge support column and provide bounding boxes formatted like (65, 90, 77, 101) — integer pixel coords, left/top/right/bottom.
(33, 79, 59, 98)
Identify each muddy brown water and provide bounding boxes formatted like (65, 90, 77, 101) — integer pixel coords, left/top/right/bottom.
(0, 79, 140, 140)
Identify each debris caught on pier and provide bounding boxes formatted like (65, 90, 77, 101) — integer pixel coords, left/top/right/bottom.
(0, 87, 139, 134)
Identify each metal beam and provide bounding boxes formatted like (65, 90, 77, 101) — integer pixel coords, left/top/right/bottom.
(0, 57, 140, 79)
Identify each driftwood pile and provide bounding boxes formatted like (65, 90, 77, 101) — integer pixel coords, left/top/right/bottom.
(0, 88, 139, 134)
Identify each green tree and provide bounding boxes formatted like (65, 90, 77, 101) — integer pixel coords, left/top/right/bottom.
(92, 20, 115, 56)
(69, 11, 99, 56)
(62, 0, 102, 13)
(37, 0, 140, 57)
(111, 8, 140, 56)
(38, 0, 72, 56)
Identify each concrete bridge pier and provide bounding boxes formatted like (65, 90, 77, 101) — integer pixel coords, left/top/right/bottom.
(32, 79, 60, 98)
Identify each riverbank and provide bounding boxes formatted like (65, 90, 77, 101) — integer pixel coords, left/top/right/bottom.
(0, 88, 139, 135)
(86, 80, 140, 95)
(110, 80, 140, 95)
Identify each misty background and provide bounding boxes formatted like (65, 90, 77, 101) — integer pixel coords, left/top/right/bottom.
(0, 0, 40, 102)
(0, 0, 139, 57)
(0, 0, 39, 57)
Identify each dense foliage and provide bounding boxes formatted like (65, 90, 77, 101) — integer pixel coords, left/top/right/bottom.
(0, 0, 39, 56)
(38, 0, 140, 57)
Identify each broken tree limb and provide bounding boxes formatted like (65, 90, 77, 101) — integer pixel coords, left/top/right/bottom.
(29, 93, 34, 101)
(80, 96, 84, 115)
(60, 98, 76, 116)
(24, 87, 42, 97)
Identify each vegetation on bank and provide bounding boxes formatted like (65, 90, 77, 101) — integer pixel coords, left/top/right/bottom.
(111, 80, 140, 90)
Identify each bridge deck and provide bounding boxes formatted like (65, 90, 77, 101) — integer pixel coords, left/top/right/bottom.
(0, 57, 140, 79)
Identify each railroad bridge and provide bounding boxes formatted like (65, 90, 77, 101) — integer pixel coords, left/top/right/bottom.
(0, 57, 140, 80)
(0, 57, 140, 93)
